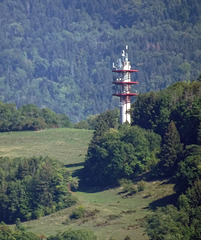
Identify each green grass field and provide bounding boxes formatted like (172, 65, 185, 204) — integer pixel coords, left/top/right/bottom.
(0, 128, 93, 166)
(22, 179, 175, 240)
(0, 128, 175, 240)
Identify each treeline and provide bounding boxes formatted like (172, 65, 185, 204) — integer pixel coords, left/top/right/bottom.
(0, 223, 97, 240)
(83, 79, 201, 239)
(0, 101, 71, 132)
(142, 80, 201, 239)
(1, 0, 201, 121)
(131, 79, 201, 146)
(0, 156, 77, 224)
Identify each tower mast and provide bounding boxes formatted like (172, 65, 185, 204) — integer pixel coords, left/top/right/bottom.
(112, 46, 139, 124)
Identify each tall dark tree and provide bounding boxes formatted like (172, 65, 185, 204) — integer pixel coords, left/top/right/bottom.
(131, 92, 157, 130)
(158, 121, 183, 176)
(91, 109, 119, 142)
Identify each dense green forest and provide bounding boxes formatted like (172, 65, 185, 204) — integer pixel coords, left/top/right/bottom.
(84, 79, 201, 239)
(1, 0, 201, 121)
(0, 156, 77, 224)
(0, 101, 71, 131)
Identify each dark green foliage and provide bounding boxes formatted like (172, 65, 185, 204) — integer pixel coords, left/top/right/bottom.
(131, 92, 157, 130)
(170, 83, 201, 145)
(1, 0, 201, 122)
(92, 109, 119, 141)
(185, 180, 201, 209)
(0, 101, 71, 132)
(175, 145, 201, 193)
(74, 120, 89, 130)
(84, 125, 161, 186)
(70, 206, 86, 220)
(136, 81, 201, 238)
(15, 218, 25, 231)
(73, 114, 99, 130)
(146, 180, 201, 240)
(132, 81, 201, 145)
(0, 156, 76, 224)
(47, 228, 97, 240)
(147, 145, 201, 239)
(119, 179, 137, 195)
(146, 205, 191, 240)
(0, 223, 41, 240)
(158, 121, 183, 177)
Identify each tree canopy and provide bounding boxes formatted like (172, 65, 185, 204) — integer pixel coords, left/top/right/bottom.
(0, 156, 77, 224)
(84, 124, 161, 186)
(0, 101, 71, 132)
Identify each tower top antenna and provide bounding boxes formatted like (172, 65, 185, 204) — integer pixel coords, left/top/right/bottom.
(125, 45, 128, 62)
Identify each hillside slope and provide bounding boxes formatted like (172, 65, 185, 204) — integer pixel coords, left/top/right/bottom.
(1, 0, 201, 121)
(0, 128, 175, 239)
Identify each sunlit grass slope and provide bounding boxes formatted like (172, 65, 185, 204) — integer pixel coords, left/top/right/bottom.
(0, 128, 93, 165)
(23, 180, 175, 240)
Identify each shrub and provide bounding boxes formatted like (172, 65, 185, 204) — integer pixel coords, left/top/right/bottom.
(119, 178, 132, 187)
(119, 179, 137, 195)
(137, 180, 146, 192)
(70, 206, 86, 219)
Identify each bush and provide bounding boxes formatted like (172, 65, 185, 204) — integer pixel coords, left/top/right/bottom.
(70, 206, 86, 219)
(137, 180, 146, 192)
(119, 179, 137, 195)
(119, 178, 132, 187)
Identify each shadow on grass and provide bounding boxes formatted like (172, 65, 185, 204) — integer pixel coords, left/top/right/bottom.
(69, 167, 110, 193)
(65, 162, 84, 168)
(77, 181, 111, 193)
(149, 193, 178, 210)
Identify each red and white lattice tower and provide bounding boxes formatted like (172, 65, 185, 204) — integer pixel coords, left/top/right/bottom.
(112, 46, 139, 124)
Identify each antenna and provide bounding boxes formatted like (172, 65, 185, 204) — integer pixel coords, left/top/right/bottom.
(125, 45, 128, 61)
(122, 50, 125, 56)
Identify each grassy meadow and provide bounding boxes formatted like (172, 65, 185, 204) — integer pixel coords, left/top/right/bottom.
(0, 128, 175, 240)
(22, 179, 175, 240)
(0, 128, 93, 166)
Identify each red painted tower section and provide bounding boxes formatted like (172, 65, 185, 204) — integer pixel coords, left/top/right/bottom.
(112, 46, 139, 124)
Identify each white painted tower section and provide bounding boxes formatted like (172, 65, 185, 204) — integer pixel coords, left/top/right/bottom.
(121, 47, 131, 124)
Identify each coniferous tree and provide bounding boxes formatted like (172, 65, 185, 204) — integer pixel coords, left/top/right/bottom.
(159, 121, 183, 177)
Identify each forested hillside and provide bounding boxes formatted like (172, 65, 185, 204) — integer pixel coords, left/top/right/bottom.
(1, 0, 201, 121)
(84, 79, 201, 239)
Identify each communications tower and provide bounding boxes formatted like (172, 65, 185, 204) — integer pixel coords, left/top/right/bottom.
(112, 46, 139, 124)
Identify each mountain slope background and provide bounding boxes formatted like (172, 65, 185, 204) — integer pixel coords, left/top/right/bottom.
(1, 0, 201, 122)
